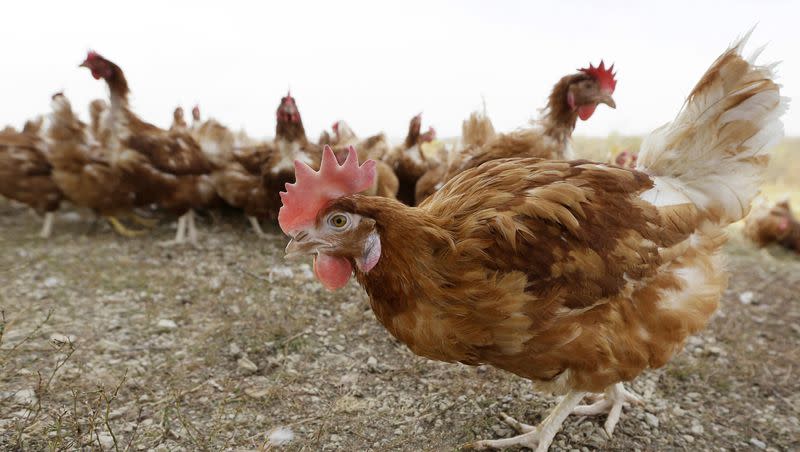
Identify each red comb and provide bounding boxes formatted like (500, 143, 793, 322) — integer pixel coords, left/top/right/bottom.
(579, 60, 617, 93)
(278, 145, 376, 235)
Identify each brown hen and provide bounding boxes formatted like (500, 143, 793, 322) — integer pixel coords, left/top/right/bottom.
(278, 36, 785, 451)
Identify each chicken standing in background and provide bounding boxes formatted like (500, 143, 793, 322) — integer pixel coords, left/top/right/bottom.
(80, 51, 218, 246)
(47, 93, 149, 236)
(88, 99, 112, 148)
(613, 150, 638, 168)
(0, 120, 62, 237)
(324, 120, 398, 199)
(170, 106, 188, 132)
(417, 62, 617, 205)
(384, 113, 438, 205)
(415, 109, 496, 204)
(258, 92, 321, 225)
(278, 36, 785, 451)
(744, 198, 800, 253)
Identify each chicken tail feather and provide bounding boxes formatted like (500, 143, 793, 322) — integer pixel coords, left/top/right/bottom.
(637, 31, 788, 225)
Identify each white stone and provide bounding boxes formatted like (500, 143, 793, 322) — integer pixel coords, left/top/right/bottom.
(156, 319, 177, 331)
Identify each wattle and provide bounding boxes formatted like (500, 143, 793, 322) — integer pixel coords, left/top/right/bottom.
(578, 104, 597, 121)
(313, 253, 353, 290)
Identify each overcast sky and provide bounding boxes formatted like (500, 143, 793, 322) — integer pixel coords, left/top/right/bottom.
(1, 1, 797, 140)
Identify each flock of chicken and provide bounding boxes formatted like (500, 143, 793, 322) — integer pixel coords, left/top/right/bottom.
(0, 35, 795, 451)
(0, 51, 620, 246)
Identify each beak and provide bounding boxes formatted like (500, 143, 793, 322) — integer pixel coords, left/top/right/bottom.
(79, 60, 89, 68)
(597, 93, 616, 109)
(284, 236, 329, 260)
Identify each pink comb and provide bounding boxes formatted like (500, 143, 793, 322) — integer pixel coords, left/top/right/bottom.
(278, 145, 376, 235)
(579, 61, 617, 94)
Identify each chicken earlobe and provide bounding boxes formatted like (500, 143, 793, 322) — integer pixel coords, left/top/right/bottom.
(354, 230, 381, 272)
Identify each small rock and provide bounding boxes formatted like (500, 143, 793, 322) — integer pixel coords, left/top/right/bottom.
(683, 434, 694, 443)
(739, 291, 755, 304)
(43, 277, 61, 288)
(97, 433, 114, 449)
(644, 412, 659, 428)
(156, 319, 177, 331)
(267, 427, 294, 446)
(367, 356, 379, 372)
(330, 434, 342, 442)
(749, 438, 767, 449)
(271, 266, 294, 279)
(691, 424, 704, 435)
(228, 342, 242, 358)
(49, 333, 76, 345)
(237, 357, 258, 374)
(14, 389, 37, 406)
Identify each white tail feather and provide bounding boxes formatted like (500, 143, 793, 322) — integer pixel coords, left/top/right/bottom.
(637, 32, 788, 224)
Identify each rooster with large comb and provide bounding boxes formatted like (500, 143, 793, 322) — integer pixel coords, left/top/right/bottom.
(280, 36, 785, 450)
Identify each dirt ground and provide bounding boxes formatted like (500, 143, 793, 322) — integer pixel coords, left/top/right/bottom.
(1, 203, 798, 452)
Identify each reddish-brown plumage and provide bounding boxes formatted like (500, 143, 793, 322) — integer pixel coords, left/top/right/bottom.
(316, 160, 717, 393)
(384, 114, 438, 205)
(0, 126, 62, 215)
(81, 52, 219, 216)
(415, 66, 617, 205)
(744, 199, 800, 253)
(279, 37, 784, 449)
(47, 93, 136, 216)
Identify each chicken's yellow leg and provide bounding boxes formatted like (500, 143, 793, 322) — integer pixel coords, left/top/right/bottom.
(107, 217, 147, 237)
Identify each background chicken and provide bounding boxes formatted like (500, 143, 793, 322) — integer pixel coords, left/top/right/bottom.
(744, 198, 800, 253)
(416, 62, 617, 205)
(323, 120, 398, 199)
(46, 93, 148, 236)
(256, 92, 321, 224)
(80, 51, 218, 246)
(278, 36, 785, 451)
(415, 109, 496, 204)
(383, 113, 438, 205)
(0, 119, 62, 237)
(170, 106, 188, 132)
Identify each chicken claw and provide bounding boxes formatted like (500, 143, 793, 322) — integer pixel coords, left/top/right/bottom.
(127, 212, 159, 228)
(248, 216, 268, 238)
(39, 212, 55, 238)
(572, 383, 643, 437)
(466, 391, 585, 452)
(107, 216, 146, 237)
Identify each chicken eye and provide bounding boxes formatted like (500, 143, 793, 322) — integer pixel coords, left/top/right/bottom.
(329, 214, 348, 228)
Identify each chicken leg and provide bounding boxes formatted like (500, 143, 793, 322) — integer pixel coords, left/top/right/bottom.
(159, 213, 188, 246)
(571, 383, 642, 437)
(467, 391, 585, 451)
(186, 209, 199, 246)
(107, 216, 147, 237)
(248, 216, 268, 238)
(39, 212, 54, 238)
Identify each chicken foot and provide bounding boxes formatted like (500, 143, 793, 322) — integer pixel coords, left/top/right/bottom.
(107, 216, 147, 237)
(159, 213, 188, 246)
(571, 382, 642, 437)
(39, 212, 55, 238)
(248, 216, 268, 238)
(467, 391, 585, 452)
(126, 212, 159, 228)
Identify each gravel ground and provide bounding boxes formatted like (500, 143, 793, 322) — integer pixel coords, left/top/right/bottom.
(1, 203, 798, 452)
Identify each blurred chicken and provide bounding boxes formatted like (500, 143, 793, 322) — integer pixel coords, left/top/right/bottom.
(170, 106, 188, 132)
(189, 105, 236, 168)
(384, 113, 438, 205)
(612, 150, 638, 168)
(257, 92, 321, 229)
(324, 121, 398, 199)
(0, 118, 62, 237)
(415, 109, 496, 204)
(47, 93, 147, 236)
(80, 51, 218, 246)
(88, 99, 112, 148)
(744, 198, 800, 253)
(278, 36, 785, 451)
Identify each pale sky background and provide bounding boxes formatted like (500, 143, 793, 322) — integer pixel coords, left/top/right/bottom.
(1, 0, 798, 141)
